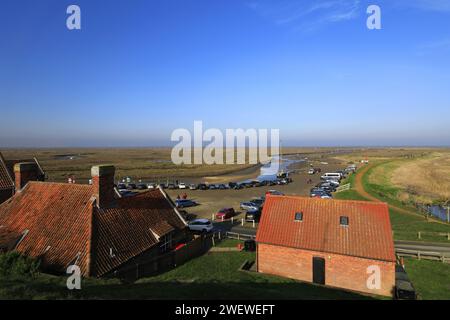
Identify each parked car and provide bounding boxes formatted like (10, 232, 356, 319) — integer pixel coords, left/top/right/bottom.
(308, 168, 316, 175)
(228, 182, 237, 189)
(189, 184, 197, 190)
(233, 183, 244, 190)
(321, 173, 342, 181)
(240, 202, 259, 211)
(178, 182, 187, 189)
(175, 199, 198, 208)
(395, 265, 417, 300)
(266, 190, 284, 196)
(198, 183, 208, 190)
(310, 188, 331, 198)
(127, 183, 137, 190)
(216, 208, 236, 220)
(218, 184, 227, 190)
(137, 183, 147, 190)
(208, 184, 217, 190)
(250, 198, 264, 208)
(187, 219, 214, 233)
(245, 208, 261, 222)
(117, 183, 127, 190)
(147, 183, 156, 189)
(168, 183, 176, 189)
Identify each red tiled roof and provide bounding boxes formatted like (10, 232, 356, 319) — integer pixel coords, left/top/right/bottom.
(0, 182, 95, 274)
(92, 191, 186, 276)
(0, 153, 14, 190)
(256, 196, 395, 262)
(0, 183, 187, 277)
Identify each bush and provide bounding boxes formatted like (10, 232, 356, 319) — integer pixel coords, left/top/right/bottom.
(0, 252, 40, 279)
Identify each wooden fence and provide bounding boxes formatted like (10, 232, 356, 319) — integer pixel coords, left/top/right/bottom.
(335, 183, 351, 193)
(396, 248, 450, 263)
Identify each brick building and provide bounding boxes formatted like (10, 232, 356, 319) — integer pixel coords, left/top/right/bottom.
(0, 164, 189, 277)
(256, 196, 396, 297)
(0, 152, 45, 204)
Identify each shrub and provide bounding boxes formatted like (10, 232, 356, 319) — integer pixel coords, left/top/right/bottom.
(0, 251, 40, 279)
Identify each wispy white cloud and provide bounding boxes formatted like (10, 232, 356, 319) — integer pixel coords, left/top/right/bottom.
(417, 38, 450, 56)
(246, 0, 362, 32)
(403, 0, 450, 13)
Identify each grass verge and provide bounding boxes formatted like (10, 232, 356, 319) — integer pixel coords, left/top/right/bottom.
(0, 251, 376, 300)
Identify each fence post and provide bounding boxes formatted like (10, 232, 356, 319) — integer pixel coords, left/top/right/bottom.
(418, 232, 421, 239)
(218, 231, 221, 240)
(253, 220, 255, 228)
(417, 251, 421, 260)
(212, 214, 215, 221)
(231, 217, 234, 224)
(212, 236, 215, 247)
(241, 218, 244, 226)
(447, 233, 450, 241)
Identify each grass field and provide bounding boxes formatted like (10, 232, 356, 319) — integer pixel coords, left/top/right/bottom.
(404, 258, 450, 300)
(363, 162, 450, 242)
(0, 249, 374, 300)
(333, 172, 369, 201)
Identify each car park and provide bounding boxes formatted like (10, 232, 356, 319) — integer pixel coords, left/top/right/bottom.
(308, 168, 316, 175)
(175, 199, 198, 208)
(187, 219, 214, 233)
(208, 184, 217, 190)
(216, 207, 236, 220)
(218, 184, 227, 190)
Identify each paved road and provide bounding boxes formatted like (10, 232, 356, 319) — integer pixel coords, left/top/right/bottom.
(395, 240, 450, 256)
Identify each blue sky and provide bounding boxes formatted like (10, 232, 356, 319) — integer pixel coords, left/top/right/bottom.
(0, 0, 449, 147)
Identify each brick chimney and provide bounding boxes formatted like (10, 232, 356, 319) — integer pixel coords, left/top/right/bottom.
(91, 165, 116, 208)
(14, 162, 39, 191)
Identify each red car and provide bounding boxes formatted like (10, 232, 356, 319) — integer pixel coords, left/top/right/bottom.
(216, 207, 236, 220)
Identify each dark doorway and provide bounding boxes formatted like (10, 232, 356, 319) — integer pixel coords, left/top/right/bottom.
(312, 257, 325, 285)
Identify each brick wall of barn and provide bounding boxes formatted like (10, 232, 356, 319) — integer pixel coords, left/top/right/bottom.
(257, 243, 395, 297)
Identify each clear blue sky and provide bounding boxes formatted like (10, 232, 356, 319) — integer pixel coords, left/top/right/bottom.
(1, 0, 449, 147)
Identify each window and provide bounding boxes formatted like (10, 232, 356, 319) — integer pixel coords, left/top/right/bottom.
(159, 232, 173, 253)
(340, 216, 349, 226)
(295, 212, 303, 221)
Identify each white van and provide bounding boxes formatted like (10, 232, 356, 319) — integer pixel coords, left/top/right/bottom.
(321, 173, 342, 181)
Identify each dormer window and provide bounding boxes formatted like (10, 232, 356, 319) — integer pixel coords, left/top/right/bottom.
(340, 216, 349, 226)
(295, 212, 303, 222)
